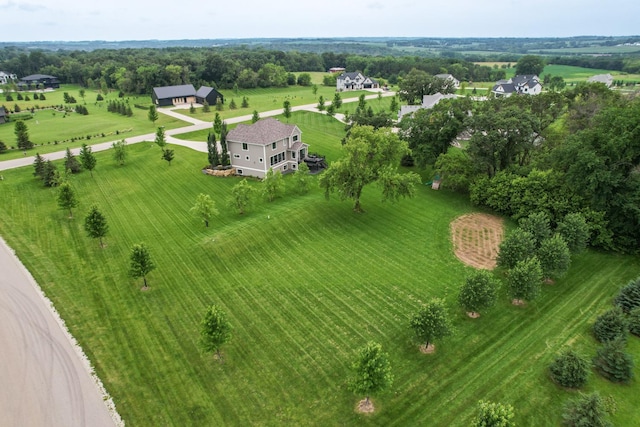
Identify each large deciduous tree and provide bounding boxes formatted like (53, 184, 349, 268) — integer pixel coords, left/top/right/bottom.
(129, 243, 155, 289)
(497, 228, 536, 270)
(556, 213, 590, 254)
(515, 55, 545, 76)
(57, 181, 79, 218)
(190, 193, 218, 228)
(319, 125, 421, 212)
(83, 204, 108, 247)
(536, 234, 571, 281)
(458, 270, 499, 317)
(291, 161, 311, 194)
(410, 298, 453, 352)
(399, 68, 456, 105)
(348, 341, 393, 412)
(199, 304, 232, 360)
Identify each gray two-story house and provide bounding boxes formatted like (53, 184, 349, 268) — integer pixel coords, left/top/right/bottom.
(226, 118, 309, 178)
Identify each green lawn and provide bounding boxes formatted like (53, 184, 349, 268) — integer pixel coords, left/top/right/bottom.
(0, 85, 186, 160)
(0, 112, 639, 426)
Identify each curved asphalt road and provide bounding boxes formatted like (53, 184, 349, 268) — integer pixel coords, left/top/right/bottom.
(0, 90, 393, 426)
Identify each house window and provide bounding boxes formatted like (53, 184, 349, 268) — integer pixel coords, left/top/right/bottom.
(292, 164, 296, 169)
(233, 154, 241, 159)
(237, 169, 243, 175)
(293, 135, 298, 142)
(245, 155, 250, 161)
(272, 142, 277, 150)
(242, 143, 248, 151)
(283, 165, 287, 171)
(292, 152, 296, 159)
(259, 158, 263, 163)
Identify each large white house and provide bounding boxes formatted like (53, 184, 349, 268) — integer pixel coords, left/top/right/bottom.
(0, 71, 17, 85)
(336, 72, 379, 91)
(491, 75, 542, 97)
(435, 73, 460, 88)
(226, 118, 309, 178)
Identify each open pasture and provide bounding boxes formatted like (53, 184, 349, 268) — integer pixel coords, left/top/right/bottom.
(0, 112, 639, 426)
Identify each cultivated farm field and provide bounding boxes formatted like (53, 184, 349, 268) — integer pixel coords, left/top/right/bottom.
(0, 112, 639, 426)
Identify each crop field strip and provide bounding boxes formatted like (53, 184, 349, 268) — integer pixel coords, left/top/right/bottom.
(1, 112, 640, 425)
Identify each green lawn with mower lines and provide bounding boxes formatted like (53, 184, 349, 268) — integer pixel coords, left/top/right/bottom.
(0, 112, 639, 426)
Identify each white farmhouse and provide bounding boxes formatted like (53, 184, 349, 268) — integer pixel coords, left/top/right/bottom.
(336, 72, 379, 91)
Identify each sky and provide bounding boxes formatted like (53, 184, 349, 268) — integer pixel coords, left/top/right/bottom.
(1, 0, 639, 42)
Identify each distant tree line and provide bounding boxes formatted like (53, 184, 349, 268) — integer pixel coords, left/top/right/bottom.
(1, 46, 513, 94)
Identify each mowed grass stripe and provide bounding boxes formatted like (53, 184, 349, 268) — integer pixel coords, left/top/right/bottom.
(1, 112, 640, 425)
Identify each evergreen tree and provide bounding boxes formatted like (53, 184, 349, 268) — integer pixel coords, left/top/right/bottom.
(189, 103, 196, 114)
(251, 110, 260, 123)
(213, 113, 222, 134)
(614, 277, 640, 313)
(317, 95, 325, 111)
(241, 96, 249, 108)
(219, 122, 229, 166)
(0, 139, 6, 154)
(549, 349, 590, 388)
(148, 105, 158, 124)
(283, 100, 292, 121)
(628, 307, 640, 337)
(15, 120, 32, 150)
(41, 160, 59, 187)
(206, 131, 220, 168)
(83, 204, 108, 247)
(593, 307, 628, 343)
(199, 304, 232, 360)
(594, 339, 634, 383)
(57, 182, 79, 218)
(215, 98, 223, 111)
(332, 92, 343, 109)
(229, 98, 237, 109)
(79, 144, 97, 177)
(64, 147, 82, 174)
(202, 100, 210, 113)
(33, 153, 46, 179)
(562, 392, 612, 427)
(154, 126, 167, 151)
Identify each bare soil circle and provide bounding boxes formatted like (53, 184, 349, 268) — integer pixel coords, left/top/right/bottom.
(356, 399, 375, 413)
(450, 213, 504, 270)
(419, 343, 435, 354)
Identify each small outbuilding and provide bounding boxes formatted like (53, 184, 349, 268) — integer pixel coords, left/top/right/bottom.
(152, 84, 224, 107)
(0, 106, 6, 124)
(195, 86, 224, 106)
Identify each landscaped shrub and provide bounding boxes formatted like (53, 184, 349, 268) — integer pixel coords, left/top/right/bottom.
(593, 307, 628, 343)
(549, 349, 589, 388)
(594, 339, 634, 383)
(614, 277, 640, 313)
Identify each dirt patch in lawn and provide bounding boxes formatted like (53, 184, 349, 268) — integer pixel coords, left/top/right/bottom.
(451, 213, 504, 270)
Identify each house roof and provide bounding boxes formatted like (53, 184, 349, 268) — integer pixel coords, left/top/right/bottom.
(153, 84, 196, 100)
(422, 92, 457, 109)
(337, 72, 363, 81)
(195, 86, 215, 98)
(21, 74, 58, 81)
(227, 118, 299, 145)
(587, 74, 614, 86)
(435, 73, 458, 81)
(492, 83, 516, 93)
(511, 75, 539, 86)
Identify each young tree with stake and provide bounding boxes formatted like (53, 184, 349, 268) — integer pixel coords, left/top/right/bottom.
(84, 204, 108, 247)
(348, 341, 392, 412)
(57, 181, 79, 218)
(200, 304, 232, 361)
(129, 243, 155, 289)
(190, 193, 218, 228)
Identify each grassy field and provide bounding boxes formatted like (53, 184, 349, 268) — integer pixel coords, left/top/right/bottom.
(0, 85, 186, 160)
(1, 111, 640, 426)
